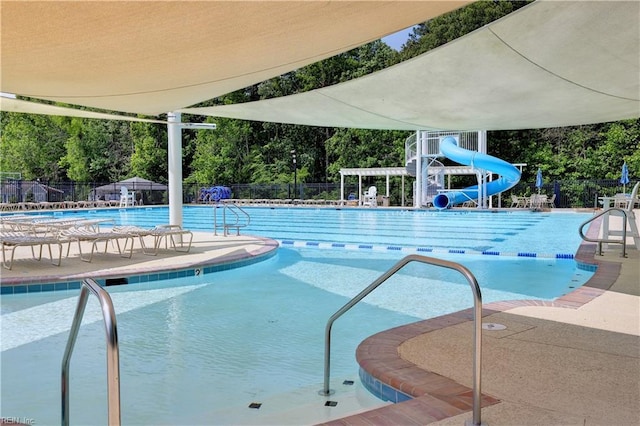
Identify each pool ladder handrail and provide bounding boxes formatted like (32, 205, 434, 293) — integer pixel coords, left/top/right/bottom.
(579, 207, 628, 257)
(61, 278, 121, 426)
(320, 254, 485, 426)
(213, 201, 251, 236)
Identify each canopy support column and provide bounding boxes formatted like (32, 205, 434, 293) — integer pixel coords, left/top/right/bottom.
(415, 131, 422, 209)
(167, 112, 183, 227)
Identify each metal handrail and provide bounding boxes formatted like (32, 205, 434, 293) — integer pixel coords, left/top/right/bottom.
(213, 202, 251, 236)
(579, 207, 628, 257)
(320, 254, 484, 426)
(61, 278, 121, 426)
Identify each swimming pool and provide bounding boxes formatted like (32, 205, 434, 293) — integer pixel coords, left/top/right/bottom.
(0, 207, 594, 424)
(36, 205, 589, 256)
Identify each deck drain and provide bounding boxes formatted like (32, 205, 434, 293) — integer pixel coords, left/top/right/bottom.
(482, 323, 507, 331)
(325, 401, 338, 407)
(343, 380, 354, 385)
(248, 402, 262, 409)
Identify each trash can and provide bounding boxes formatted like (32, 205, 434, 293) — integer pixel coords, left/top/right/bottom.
(381, 196, 390, 207)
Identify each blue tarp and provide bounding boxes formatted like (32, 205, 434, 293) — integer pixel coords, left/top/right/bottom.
(199, 186, 232, 202)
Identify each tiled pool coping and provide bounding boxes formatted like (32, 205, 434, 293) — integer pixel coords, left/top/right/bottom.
(0, 236, 278, 294)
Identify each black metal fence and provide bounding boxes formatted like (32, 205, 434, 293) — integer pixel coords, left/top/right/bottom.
(0, 178, 633, 209)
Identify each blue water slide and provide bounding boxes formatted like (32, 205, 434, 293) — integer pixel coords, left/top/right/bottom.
(432, 136, 521, 209)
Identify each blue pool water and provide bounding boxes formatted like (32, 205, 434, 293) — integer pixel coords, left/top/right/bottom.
(34, 206, 590, 256)
(0, 207, 594, 424)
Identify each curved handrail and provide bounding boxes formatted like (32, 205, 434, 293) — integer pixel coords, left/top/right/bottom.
(61, 278, 121, 426)
(213, 201, 251, 236)
(320, 254, 484, 426)
(579, 207, 627, 257)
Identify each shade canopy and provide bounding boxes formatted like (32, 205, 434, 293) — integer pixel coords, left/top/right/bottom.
(0, 1, 469, 116)
(0, 96, 164, 123)
(182, 1, 640, 131)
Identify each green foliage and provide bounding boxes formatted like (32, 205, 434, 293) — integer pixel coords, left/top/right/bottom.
(59, 118, 132, 182)
(326, 129, 409, 182)
(0, 112, 67, 180)
(400, 1, 530, 60)
(186, 117, 251, 185)
(130, 122, 167, 182)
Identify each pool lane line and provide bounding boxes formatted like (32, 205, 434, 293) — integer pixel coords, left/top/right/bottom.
(276, 240, 575, 260)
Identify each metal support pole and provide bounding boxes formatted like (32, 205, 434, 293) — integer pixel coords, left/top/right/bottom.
(415, 131, 422, 208)
(167, 112, 183, 227)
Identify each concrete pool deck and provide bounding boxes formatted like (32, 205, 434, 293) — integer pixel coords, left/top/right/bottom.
(321, 212, 640, 426)
(0, 232, 278, 287)
(1, 212, 638, 425)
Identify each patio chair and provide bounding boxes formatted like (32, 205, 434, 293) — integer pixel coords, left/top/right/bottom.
(510, 195, 528, 208)
(544, 194, 556, 208)
(113, 224, 193, 255)
(0, 231, 63, 270)
(59, 227, 134, 262)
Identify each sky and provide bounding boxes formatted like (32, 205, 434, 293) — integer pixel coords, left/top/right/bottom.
(381, 26, 415, 51)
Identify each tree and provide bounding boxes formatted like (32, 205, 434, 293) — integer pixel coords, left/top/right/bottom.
(400, 0, 530, 60)
(0, 112, 68, 180)
(59, 118, 132, 182)
(326, 128, 409, 181)
(130, 122, 168, 182)
(187, 117, 252, 185)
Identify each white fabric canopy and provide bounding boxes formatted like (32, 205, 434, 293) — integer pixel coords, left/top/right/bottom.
(0, 97, 164, 123)
(182, 1, 640, 131)
(0, 1, 469, 116)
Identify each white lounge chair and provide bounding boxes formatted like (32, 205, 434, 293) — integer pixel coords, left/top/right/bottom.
(59, 227, 134, 262)
(0, 231, 63, 270)
(113, 225, 193, 255)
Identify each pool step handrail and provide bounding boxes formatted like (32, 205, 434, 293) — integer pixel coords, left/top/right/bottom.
(320, 254, 485, 426)
(579, 207, 628, 257)
(213, 201, 251, 236)
(61, 278, 121, 426)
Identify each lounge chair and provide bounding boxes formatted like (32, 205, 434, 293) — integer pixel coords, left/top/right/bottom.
(0, 231, 63, 270)
(59, 227, 134, 262)
(112, 225, 193, 255)
(363, 186, 377, 207)
(17, 217, 113, 237)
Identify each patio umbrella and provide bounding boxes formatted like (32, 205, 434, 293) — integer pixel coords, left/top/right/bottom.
(535, 168, 543, 194)
(620, 162, 629, 193)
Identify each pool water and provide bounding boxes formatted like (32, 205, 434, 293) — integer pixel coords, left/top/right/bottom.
(53, 206, 589, 255)
(0, 207, 594, 424)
